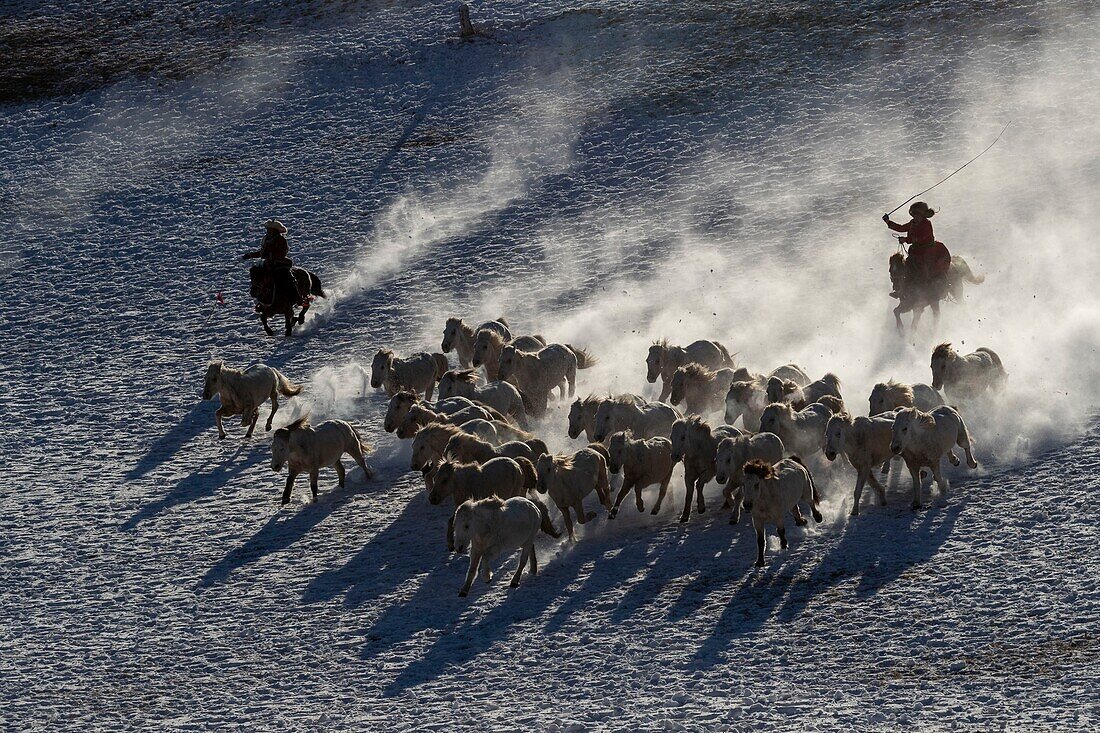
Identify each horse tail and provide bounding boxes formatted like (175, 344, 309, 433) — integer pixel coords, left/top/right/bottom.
(350, 424, 373, 455)
(528, 494, 561, 538)
(274, 369, 303, 396)
(515, 457, 538, 491)
(715, 341, 736, 367)
(432, 353, 449, 382)
(952, 256, 985, 285)
(566, 344, 598, 369)
(308, 270, 326, 297)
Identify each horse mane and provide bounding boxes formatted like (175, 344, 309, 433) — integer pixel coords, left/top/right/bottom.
(610, 393, 639, 406)
(821, 372, 842, 388)
(932, 342, 954, 360)
(579, 394, 603, 408)
(553, 452, 576, 470)
(425, 420, 464, 437)
(681, 363, 715, 380)
(742, 458, 776, 480)
(882, 380, 913, 401)
(685, 414, 711, 436)
(285, 415, 311, 432)
(652, 338, 670, 350)
(375, 347, 394, 362)
(477, 329, 506, 347)
(394, 389, 419, 403)
(448, 368, 480, 384)
(478, 494, 505, 508)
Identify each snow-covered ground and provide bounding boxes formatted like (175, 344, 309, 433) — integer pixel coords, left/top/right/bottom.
(3, 1, 1099, 729)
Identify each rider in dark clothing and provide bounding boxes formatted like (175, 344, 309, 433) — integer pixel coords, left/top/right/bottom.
(883, 202, 950, 298)
(243, 220, 302, 304)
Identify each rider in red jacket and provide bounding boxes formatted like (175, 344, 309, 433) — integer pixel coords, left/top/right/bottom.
(883, 201, 950, 297)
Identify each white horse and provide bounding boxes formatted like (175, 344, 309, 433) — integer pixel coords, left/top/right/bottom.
(824, 411, 897, 515)
(499, 343, 596, 415)
(382, 391, 479, 433)
(713, 431, 785, 524)
(429, 456, 552, 550)
(605, 431, 675, 518)
(535, 447, 611, 541)
(724, 377, 769, 431)
(471, 330, 546, 382)
(453, 496, 542, 597)
(369, 349, 447, 399)
(868, 380, 944, 416)
(930, 343, 1007, 401)
(765, 372, 842, 408)
(437, 369, 529, 427)
(758, 402, 832, 458)
(568, 394, 644, 441)
(395, 401, 507, 440)
(646, 339, 735, 402)
(444, 432, 549, 475)
(669, 364, 747, 417)
(742, 457, 822, 567)
(271, 416, 374, 505)
(441, 317, 511, 368)
(591, 395, 681, 442)
(202, 360, 302, 439)
(891, 406, 978, 509)
(669, 416, 744, 523)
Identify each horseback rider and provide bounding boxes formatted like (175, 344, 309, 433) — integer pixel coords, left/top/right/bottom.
(242, 219, 303, 306)
(883, 202, 951, 298)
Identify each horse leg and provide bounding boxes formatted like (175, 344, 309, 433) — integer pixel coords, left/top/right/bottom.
(459, 549, 482, 597)
(930, 299, 941, 328)
(561, 504, 576, 542)
(447, 515, 456, 552)
(297, 301, 310, 325)
(634, 480, 645, 513)
(777, 520, 788, 550)
(575, 497, 595, 524)
(214, 407, 227, 439)
(510, 546, 530, 588)
(908, 461, 923, 510)
(310, 470, 319, 502)
(790, 505, 807, 526)
(528, 546, 537, 575)
(911, 306, 924, 332)
(284, 311, 294, 338)
(260, 313, 275, 337)
(265, 394, 279, 432)
(334, 461, 346, 488)
(867, 469, 888, 506)
(652, 475, 671, 515)
(893, 305, 905, 335)
(679, 468, 696, 523)
(729, 487, 744, 525)
(754, 521, 767, 567)
(348, 442, 375, 479)
(931, 461, 949, 501)
(244, 408, 260, 439)
(695, 476, 707, 514)
(610, 479, 635, 519)
(851, 473, 867, 516)
(281, 472, 298, 505)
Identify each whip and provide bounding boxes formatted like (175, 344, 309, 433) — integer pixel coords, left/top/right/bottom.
(886, 121, 1011, 216)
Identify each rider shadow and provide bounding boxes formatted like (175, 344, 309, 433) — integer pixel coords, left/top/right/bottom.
(195, 472, 371, 589)
(123, 401, 212, 481)
(120, 442, 266, 531)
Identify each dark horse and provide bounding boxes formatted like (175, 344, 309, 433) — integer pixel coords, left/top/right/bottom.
(249, 265, 326, 337)
(889, 252, 984, 336)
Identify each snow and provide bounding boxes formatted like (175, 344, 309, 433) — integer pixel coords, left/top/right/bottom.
(2, 0, 1099, 729)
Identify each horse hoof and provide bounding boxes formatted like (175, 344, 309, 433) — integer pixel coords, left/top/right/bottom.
(509, 581, 519, 588)
(458, 590, 467, 598)
(812, 511, 823, 523)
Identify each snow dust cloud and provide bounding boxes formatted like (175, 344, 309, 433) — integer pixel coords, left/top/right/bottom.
(314, 12, 1099, 511)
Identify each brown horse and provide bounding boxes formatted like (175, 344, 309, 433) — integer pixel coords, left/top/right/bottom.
(249, 265, 326, 337)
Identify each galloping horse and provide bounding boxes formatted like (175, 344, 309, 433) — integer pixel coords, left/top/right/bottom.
(249, 265, 326, 337)
(890, 253, 984, 335)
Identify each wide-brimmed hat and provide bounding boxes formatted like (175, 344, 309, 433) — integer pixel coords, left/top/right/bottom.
(264, 219, 288, 233)
(908, 201, 935, 218)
